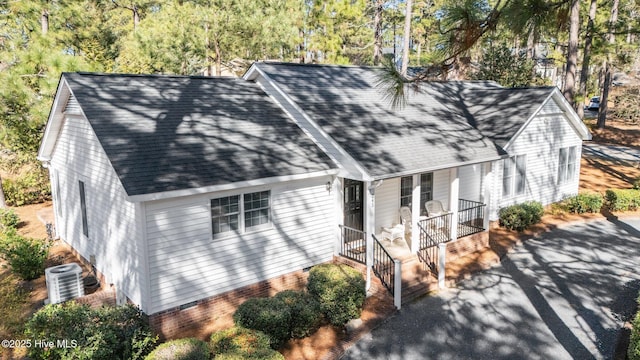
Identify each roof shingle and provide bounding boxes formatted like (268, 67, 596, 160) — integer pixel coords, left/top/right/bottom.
(64, 72, 336, 196)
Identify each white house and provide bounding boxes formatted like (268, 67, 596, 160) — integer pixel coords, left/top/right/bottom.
(38, 63, 590, 337)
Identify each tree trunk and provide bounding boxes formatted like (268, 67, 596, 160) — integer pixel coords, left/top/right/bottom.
(133, 5, 140, 32)
(0, 174, 6, 209)
(597, 0, 619, 129)
(576, 0, 598, 119)
(562, 0, 579, 106)
(41, 9, 49, 35)
(214, 40, 222, 76)
(400, 0, 413, 76)
(373, 0, 384, 65)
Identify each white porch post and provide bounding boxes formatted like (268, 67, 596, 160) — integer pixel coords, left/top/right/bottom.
(364, 181, 376, 292)
(449, 168, 459, 240)
(410, 174, 421, 253)
(482, 163, 493, 230)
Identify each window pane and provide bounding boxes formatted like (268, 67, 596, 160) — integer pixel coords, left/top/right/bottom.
(420, 173, 433, 215)
(244, 191, 271, 229)
(558, 148, 568, 184)
(211, 195, 239, 235)
(400, 176, 412, 207)
(502, 158, 513, 197)
(515, 156, 526, 195)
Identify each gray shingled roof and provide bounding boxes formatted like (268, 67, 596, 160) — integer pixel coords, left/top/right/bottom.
(255, 63, 508, 178)
(429, 82, 556, 148)
(63, 73, 335, 196)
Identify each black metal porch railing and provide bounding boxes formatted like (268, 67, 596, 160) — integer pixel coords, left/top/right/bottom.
(372, 234, 395, 296)
(417, 213, 452, 274)
(457, 199, 486, 238)
(339, 225, 366, 264)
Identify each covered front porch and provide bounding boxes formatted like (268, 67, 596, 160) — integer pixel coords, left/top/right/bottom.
(336, 162, 493, 307)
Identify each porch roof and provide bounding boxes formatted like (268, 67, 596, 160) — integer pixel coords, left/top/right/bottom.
(255, 62, 506, 179)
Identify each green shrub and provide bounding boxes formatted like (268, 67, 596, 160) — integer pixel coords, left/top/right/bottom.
(145, 338, 210, 360)
(629, 293, 640, 360)
(210, 326, 282, 359)
(605, 189, 640, 211)
(0, 208, 20, 231)
(564, 192, 604, 214)
(307, 264, 366, 327)
(633, 177, 640, 190)
(0, 229, 49, 280)
(2, 171, 51, 206)
(232, 298, 292, 348)
(274, 290, 323, 338)
(25, 302, 158, 360)
(498, 201, 544, 231)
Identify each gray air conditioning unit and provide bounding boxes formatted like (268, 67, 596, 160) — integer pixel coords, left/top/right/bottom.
(45, 263, 84, 304)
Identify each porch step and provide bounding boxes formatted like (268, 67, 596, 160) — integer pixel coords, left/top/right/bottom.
(399, 254, 438, 304)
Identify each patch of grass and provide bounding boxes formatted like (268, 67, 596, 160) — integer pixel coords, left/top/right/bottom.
(0, 267, 30, 342)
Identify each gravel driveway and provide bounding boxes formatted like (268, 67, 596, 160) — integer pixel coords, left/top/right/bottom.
(341, 217, 640, 360)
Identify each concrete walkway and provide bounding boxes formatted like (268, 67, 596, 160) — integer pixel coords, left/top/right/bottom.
(341, 217, 640, 360)
(583, 143, 640, 164)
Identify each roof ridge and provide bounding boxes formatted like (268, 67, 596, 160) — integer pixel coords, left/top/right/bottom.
(66, 72, 240, 81)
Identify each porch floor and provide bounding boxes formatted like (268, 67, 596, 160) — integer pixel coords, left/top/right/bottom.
(376, 234, 413, 260)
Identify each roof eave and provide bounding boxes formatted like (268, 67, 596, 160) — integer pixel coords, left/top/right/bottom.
(126, 168, 340, 203)
(38, 74, 70, 162)
(370, 154, 507, 181)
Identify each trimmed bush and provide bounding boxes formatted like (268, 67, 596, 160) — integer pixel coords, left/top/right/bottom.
(25, 302, 158, 360)
(629, 293, 640, 360)
(274, 290, 323, 338)
(564, 192, 604, 214)
(145, 338, 210, 360)
(0, 208, 19, 230)
(0, 229, 49, 280)
(307, 264, 366, 327)
(210, 326, 283, 359)
(605, 189, 640, 211)
(232, 298, 292, 348)
(2, 171, 51, 206)
(498, 201, 544, 232)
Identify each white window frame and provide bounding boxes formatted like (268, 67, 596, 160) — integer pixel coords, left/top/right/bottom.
(211, 190, 272, 238)
(558, 146, 577, 184)
(79, 180, 89, 238)
(502, 155, 526, 198)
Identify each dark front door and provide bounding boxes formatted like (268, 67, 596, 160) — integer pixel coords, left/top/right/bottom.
(343, 179, 364, 231)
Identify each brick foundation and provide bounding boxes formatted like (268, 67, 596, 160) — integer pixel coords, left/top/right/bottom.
(445, 231, 490, 262)
(148, 268, 313, 340)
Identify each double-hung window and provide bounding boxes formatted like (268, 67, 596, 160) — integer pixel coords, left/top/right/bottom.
(502, 155, 526, 197)
(211, 195, 240, 236)
(558, 146, 577, 184)
(400, 173, 433, 214)
(400, 176, 412, 207)
(419, 173, 433, 216)
(244, 191, 271, 229)
(211, 190, 271, 237)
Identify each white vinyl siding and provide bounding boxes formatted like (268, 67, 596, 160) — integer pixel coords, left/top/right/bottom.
(49, 112, 147, 311)
(489, 99, 584, 220)
(458, 164, 483, 202)
(375, 178, 401, 230)
(144, 177, 335, 314)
